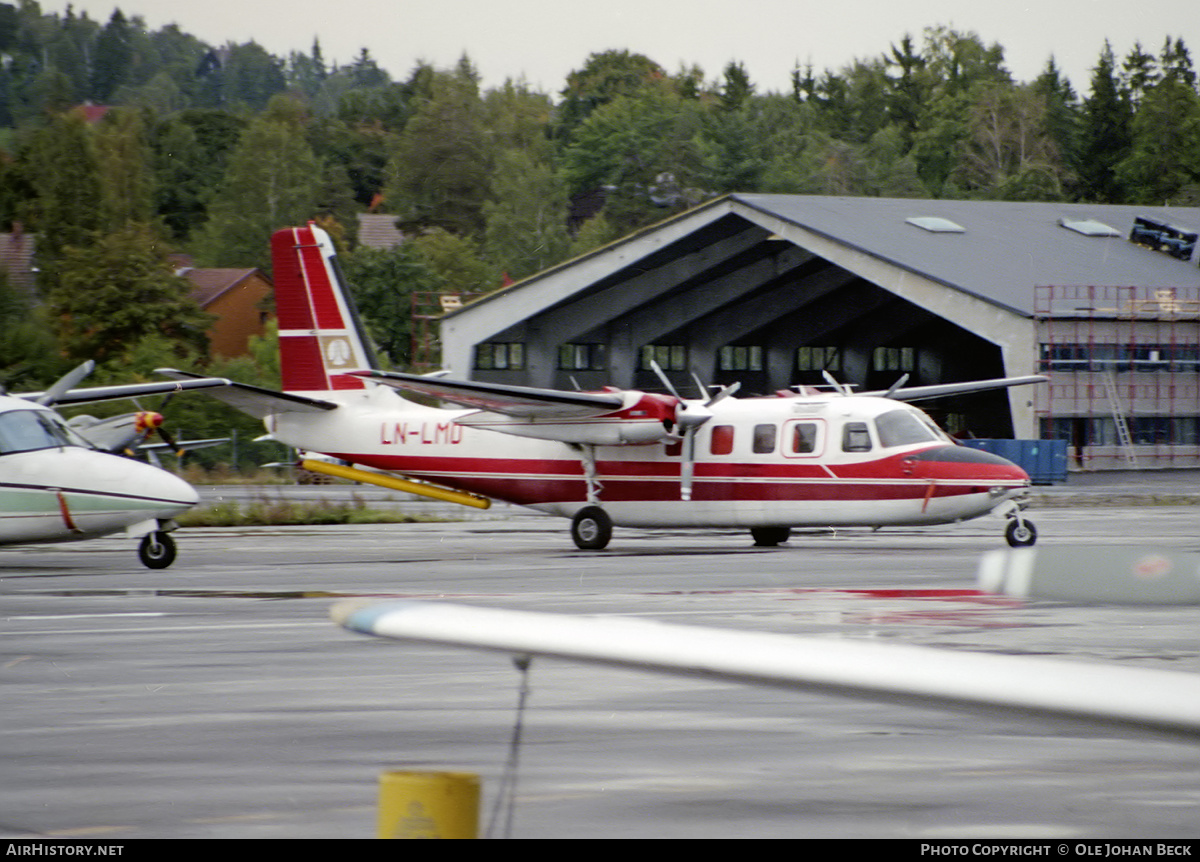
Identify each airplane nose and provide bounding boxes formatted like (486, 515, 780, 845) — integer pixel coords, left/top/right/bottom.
(128, 459, 200, 508)
(903, 445, 1030, 484)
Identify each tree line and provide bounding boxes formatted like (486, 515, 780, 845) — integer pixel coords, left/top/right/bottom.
(0, 3, 1197, 464)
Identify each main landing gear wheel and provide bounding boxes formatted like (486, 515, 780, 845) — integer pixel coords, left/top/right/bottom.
(571, 506, 612, 550)
(750, 527, 792, 547)
(1005, 519, 1037, 548)
(138, 531, 177, 569)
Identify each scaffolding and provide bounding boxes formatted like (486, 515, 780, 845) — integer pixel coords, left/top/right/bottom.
(410, 291, 480, 372)
(1034, 285, 1200, 469)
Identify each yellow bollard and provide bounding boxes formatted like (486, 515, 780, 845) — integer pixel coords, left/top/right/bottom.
(377, 770, 480, 839)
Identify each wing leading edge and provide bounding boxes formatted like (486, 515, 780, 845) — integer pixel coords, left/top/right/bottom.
(332, 600, 1200, 741)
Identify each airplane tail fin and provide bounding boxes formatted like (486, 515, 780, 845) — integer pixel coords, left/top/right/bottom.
(271, 224, 380, 393)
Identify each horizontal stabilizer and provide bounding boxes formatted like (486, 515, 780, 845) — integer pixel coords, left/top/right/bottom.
(332, 600, 1200, 740)
(157, 369, 338, 418)
(353, 370, 626, 418)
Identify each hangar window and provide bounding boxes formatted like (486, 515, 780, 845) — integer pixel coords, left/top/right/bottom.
(559, 343, 607, 370)
(873, 347, 914, 372)
(474, 342, 524, 370)
(796, 346, 840, 372)
(719, 345, 763, 371)
(640, 344, 687, 371)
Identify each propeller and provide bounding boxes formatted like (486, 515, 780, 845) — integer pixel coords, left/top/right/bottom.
(129, 410, 185, 457)
(649, 361, 740, 501)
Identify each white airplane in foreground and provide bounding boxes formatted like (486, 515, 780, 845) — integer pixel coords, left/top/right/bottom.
(0, 363, 228, 568)
(163, 223, 1047, 550)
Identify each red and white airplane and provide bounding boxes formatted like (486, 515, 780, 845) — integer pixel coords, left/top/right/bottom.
(164, 223, 1047, 550)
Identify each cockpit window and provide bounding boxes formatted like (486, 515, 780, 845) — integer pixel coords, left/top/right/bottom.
(875, 409, 940, 448)
(0, 410, 86, 455)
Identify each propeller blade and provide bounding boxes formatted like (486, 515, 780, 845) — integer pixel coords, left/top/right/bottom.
(36, 360, 95, 405)
(680, 425, 697, 501)
(822, 370, 852, 396)
(649, 359, 682, 400)
(705, 380, 741, 408)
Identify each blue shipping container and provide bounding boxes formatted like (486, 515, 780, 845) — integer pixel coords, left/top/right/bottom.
(959, 439, 1068, 485)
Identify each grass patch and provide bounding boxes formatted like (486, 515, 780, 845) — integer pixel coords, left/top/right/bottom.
(178, 493, 444, 527)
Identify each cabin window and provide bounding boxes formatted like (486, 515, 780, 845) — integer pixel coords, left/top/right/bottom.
(752, 423, 776, 454)
(791, 422, 819, 454)
(875, 409, 939, 448)
(558, 343, 607, 370)
(710, 425, 734, 455)
(0, 410, 84, 455)
(842, 421, 873, 452)
(474, 342, 524, 370)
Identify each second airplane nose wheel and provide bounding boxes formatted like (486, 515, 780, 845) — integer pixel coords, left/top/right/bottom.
(571, 506, 612, 550)
(1004, 518, 1037, 547)
(138, 531, 178, 568)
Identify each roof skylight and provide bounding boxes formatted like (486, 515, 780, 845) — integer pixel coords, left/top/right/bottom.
(1060, 217, 1120, 237)
(905, 216, 965, 234)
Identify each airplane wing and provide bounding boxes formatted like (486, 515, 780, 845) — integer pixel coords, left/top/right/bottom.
(331, 600, 1200, 741)
(352, 370, 627, 418)
(20, 376, 233, 406)
(866, 375, 1048, 402)
(157, 369, 338, 418)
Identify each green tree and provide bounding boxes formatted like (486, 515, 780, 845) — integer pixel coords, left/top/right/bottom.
(1078, 42, 1133, 202)
(556, 50, 666, 142)
(191, 103, 321, 270)
(24, 109, 105, 286)
(94, 107, 155, 229)
(383, 63, 490, 236)
(1116, 74, 1200, 204)
(483, 148, 570, 280)
(47, 222, 212, 364)
(340, 244, 438, 367)
(559, 86, 702, 231)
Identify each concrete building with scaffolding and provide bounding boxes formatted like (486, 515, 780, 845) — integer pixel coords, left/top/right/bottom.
(431, 195, 1200, 471)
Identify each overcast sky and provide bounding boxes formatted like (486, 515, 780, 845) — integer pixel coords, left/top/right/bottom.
(52, 0, 1197, 95)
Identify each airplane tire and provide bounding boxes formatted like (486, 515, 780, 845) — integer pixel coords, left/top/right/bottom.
(571, 506, 612, 550)
(751, 526, 791, 547)
(139, 532, 177, 569)
(1005, 519, 1037, 547)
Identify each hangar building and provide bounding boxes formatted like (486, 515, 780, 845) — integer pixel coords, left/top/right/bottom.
(436, 194, 1200, 470)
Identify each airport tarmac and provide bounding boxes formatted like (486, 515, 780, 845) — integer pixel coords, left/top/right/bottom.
(1, 496, 1198, 840)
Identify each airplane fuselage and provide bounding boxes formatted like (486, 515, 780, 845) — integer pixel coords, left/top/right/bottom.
(266, 386, 1029, 530)
(0, 399, 199, 545)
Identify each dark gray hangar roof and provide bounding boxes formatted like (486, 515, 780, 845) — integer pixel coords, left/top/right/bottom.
(731, 194, 1200, 317)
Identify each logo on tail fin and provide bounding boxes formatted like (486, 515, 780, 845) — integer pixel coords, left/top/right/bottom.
(273, 224, 378, 393)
